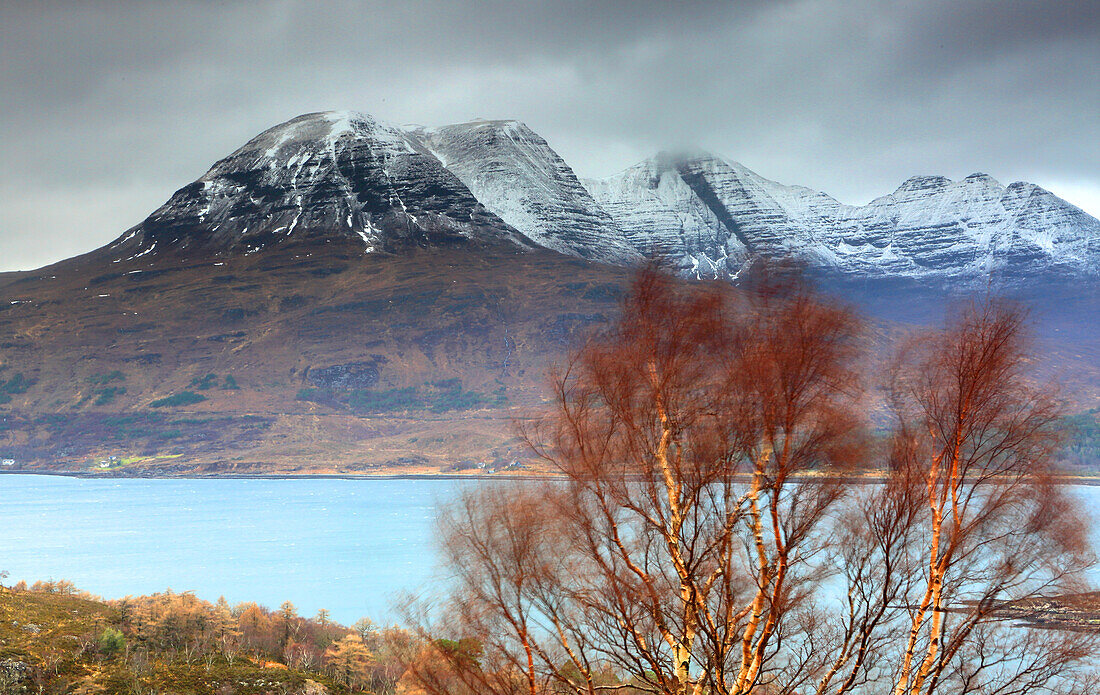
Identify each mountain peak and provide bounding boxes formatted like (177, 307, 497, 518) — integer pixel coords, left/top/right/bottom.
(649, 149, 725, 171)
(466, 118, 530, 130)
(241, 111, 420, 163)
(894, 175, 952, 194)
(109, 111, 528, 259)
(415, 119, 537, 147)
(962, 172, 1002, 187)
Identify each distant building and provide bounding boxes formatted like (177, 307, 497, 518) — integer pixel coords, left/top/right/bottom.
(1, 458, 15, 467)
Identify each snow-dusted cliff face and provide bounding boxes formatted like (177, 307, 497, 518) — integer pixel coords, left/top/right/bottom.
(583, 153, 846, 277)
(585, 152, 1100, 281)
(110, 112, 528, 258)
(414, 120, 640, 264)
(840, 174, 1100, 278)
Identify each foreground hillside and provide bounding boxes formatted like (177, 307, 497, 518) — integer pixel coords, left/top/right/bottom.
(0, 582, 414, 694)
(4, 553, 1100, 693)
(0, 242, 632, 474)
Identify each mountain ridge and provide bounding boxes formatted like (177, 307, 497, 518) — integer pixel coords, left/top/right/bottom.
(413, 119, 641, 264)
(584, 151, 1100, 281)
(98, 110, 1100, 285)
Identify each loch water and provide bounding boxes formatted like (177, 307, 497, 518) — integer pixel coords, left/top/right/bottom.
(2, 474, 1099, 625)
(0, 475, 473, 624)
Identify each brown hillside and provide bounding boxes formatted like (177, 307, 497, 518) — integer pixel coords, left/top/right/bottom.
(2, 241, 1097, 475)
(0, 241, 633, 475)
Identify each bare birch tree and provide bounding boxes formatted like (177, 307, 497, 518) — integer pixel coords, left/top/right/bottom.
(409, 266, 865, 695)
(884, 301, 1094, 695)
(810, 300, 1099, 695)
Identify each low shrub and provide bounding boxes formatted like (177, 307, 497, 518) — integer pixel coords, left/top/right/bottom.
(150, 392, 207, 408)
(190, 373, 218, 390)
(0, 373, 33, 395)
(348, 387, 422, 413)
(93, 386, 126, 406)
(98, 627, 125, 657)
(296, 388, 336, 405)
(87, 370, 125, 385)
(429, 388, 486, 413)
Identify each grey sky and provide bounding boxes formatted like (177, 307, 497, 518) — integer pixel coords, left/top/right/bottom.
(1, 0, 1097, 271)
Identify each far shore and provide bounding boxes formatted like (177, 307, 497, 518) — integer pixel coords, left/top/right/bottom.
(5, 468, 1100, 486)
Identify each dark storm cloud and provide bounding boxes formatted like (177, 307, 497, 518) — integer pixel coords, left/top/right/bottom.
(1, 0, 1097, 270)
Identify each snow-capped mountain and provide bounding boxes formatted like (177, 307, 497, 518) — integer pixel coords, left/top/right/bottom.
(110, 111, 530, 259)
(584, 152, 1100, 281)
(413, 120, 640, 264)
(105, 110, 1099, 285)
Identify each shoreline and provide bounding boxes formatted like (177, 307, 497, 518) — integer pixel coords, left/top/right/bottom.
(5, 469, 1100, 486)
(0, 469, 551, 482)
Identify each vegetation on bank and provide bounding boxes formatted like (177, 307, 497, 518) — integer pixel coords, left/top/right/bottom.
(0, 412, 274, 468)
(0, 577, 748, 695)
(0, 372, 34, 405)
(1059, 407, 1100, 471)
(0, 581, 412, 695)
(189, 373, 240, 391)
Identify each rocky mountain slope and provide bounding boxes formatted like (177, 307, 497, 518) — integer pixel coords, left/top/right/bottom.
(0, 241, 634, 473)
(414, 120, 640, 263)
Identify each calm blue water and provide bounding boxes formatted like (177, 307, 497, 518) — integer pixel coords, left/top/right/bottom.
(0, 475, 471, 625)
(2, 475, 1098, 626)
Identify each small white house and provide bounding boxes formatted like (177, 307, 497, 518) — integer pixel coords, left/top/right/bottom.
(1, 458, 15, 467)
